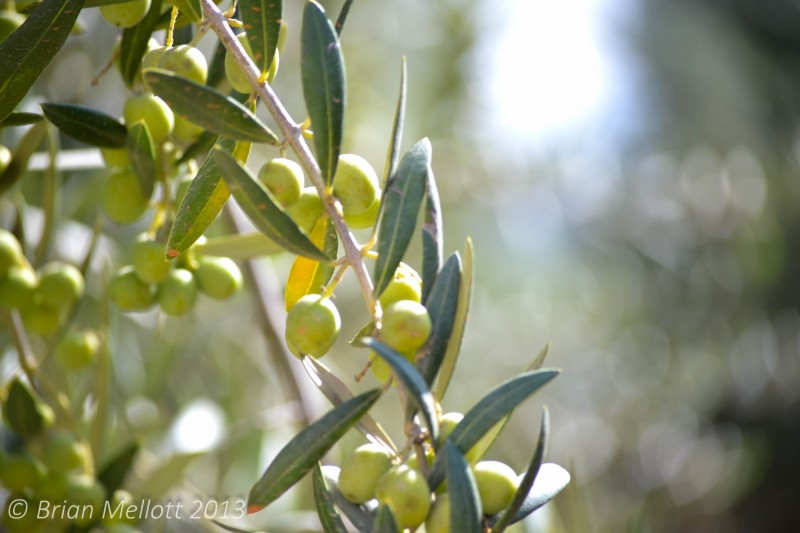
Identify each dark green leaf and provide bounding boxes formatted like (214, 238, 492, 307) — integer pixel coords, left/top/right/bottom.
(334, 0, 355, 36)
(362, 337, 439, 448)
(429, 369, 560, 488)
(240, 0, 281, 75)
(301, 0, 345, 186)
(372, 505, 399, 533)
(119, 0, 163, 87)
(248, 389, 382, 508)
(373, 138, 430, 297)
(376, 58, 406, 227)
(97, 442, 139, 496)
(502, 463, 570, 524)
(492, 408, 549, 532)
(0, 0, 85, 122)
(1, 378, 53, 439)
(85, 0, 144, 6)
(0, 121, 48, 195)
(434, 238, 474, 400)
(443, 442, 482, 533)
(126, 121, 156, 199)
(302, 356, 397, 454)
(320, 465, 375, 533)
(0, 112, 43, 128)
(213, 150, 331, 261)
(417, 253, 461, 386)
(41, 103, 127, 148)
(313, 463, 349, 533)
(167, 137, 246, 258)
(168, 0, 202, 21)
(421, 167, 443, 302)
(145, 69, 279, 144)
(177, 131, 217, 165)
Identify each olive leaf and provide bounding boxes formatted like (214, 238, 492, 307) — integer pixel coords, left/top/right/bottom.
(421, 166, 443, 303)
(168, 0, 202, 21)
(0, 112, 43, 128)
(239, 0, 282, 75)
(126, 121, 156, 199)
(443, 442, 482, 533)
(0, 0, 85, 123)
(41, 103, 127, 147)
(285, 216, 338, 311)
(0, 120, 48, 195)
(320, 465, 376, 533)
(334, 0, 356, 36)
(313, 463, 349, 533)
(493, 463, 571, 525)
(119, 0, 163, 87)
(97, 442, 139, 496)
(1, 378, 53, 439)
(372, 505, 399, 533)
(248, 389, 382, 508)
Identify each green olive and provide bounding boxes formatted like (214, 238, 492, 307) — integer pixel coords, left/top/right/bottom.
(0, 265, 37, 310)
(0, 228, 23, 278)
(195, 256, 243, 299)
(109, 266, 156, 311)
(257, 158, 303, 207)
(131, 236, 171, 284)
(225, 33, 279, 93)
(38, 261, 84, 309)
(338, 443, 394, 504)
(36, 471, 69, 504)
(100, 146, 130, 169)
(123, 92, 174, 144)
(172, 115, 204, 144)
(425, 493, 450, 533)
(158, 268, 197, 316)
(102, 490, 138, 526)
(158, 44, 208, 84)
(2, 493, 43, 533)
(378, 271, 421, 309)
(285, 294, 340, 358)
(64, 474, 106, 526)
(100, 0, 151, 28)
(285, 187, 323, 234)
(0, 10, 25, 43)
(439, 412, 492, 463)
(21, 303, 63, 336)
(344, 195, 380, 230)
(55, 329, 100, 370)
(370, 347, 415, 382)
(472, 461, 518, 515)
(375, 465, 431, 530)
(103, 169, 149, 224)
(332, 154, 379, 217)
(42, 432, 87, 474)
(141, 45, 168, 70)
(0, 454, 46, 491)
(380, 300, 432, 353)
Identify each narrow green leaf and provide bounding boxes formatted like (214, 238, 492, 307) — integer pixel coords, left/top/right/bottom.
(248, 389, 382, 508)
(443, 442, 482, 533)
(417, 253, 461, 386)
(376, 57, 406, 228)
(41, 103, 127, 148)
(434, 238, 474, 400)
(362, 337, 439, 448)
(0, 0, 85, 122)
(177, 131, 217, 165)
(492, 408, 549, 532)
(372, 505, 399, 533)
(421, 167, 443, 302)
(167, 137, 244, 258)
(0, 112, 43, 128)
(240, 0, 282, 75)
(334, 0, 355, 36)
(119, 0, 163, 87)
(1, 378, 53, 439)
(145, 69, 279, 144)
(429, 369, 560, 488)
(529, 342, 551, 371)
(313, 463, 349, 533)
(195, 232, 284, 259)
(320, 465, 375, 532)
(301, 0, 345, 186)
(126, 121, 156, 199)
(0, 120, 48, 195)
(97, 442, 139, 496)
(85, 0, 144, 6)
(349, 320, 375, 348)
(168, 0, 202, 21)
(374, 138, 430, 297)
(501, 463, 570, 524)
(213, 150, 331, 261)
(302, 356, 397, 454)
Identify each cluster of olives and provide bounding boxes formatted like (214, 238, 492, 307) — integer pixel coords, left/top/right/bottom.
(109, 234, 242, 316)
(335, 411, 521, 531)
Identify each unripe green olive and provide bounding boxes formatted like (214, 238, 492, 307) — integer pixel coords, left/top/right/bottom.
(0, 144, 11, 176)
(55, 329, 100, 370)
(0, 265, 37, 310)
(123, 92, 174, 143)
(172, 115, 204, 144)
(378, 273, 421, 309)
(375, 465, 432, 530)
(131, 236, 171, 284)
(100, 0, 151, 28)
(0, 454, 46, 491)
(195, 256, 243, 299)
(285, 294, 340, 358)
(109, 266, 156, 311)
(332, 154, 379, 217)
(158, 268, 197, 316)
(257, 158, 303, 207)
(225, 33, 279, 93)
(472, 461, 518, 515)
(404, 447, 434, 474)
(100, 146, 130, 169)
(42, 432, 87, 474)
(285, 187, 323, 234)
(380, 300, 432, 353)
(22, 303, 63, 336)
(64, 474, 106, 526)
(370, 347, 415, 382)
(0, 228, 23, 278)
(439, 412, 491, 463)
(36, 472, 69, 504)
(158, 44, 208, 84)
(0, 10, 25, 43)
(38, 261, 84, 309)
(141, 45, 168, 70)
(2, 493, 43, 533)
(103, 169, 149, 224)
(344, 195, 380, 230)
(338, 443, 394, 504)
(103, 490, 138, 526)
(426, 493, 450, 533)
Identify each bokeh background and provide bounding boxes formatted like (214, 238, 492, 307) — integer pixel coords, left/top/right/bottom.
(4, 0, 800, 532)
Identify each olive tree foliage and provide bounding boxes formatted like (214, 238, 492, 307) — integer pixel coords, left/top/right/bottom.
(0, 0, 569, 531)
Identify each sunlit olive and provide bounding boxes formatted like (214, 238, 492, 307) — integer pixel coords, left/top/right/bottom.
(0, 144, 11, 176)
(338, 443, 394, 504)
(100, 0, 151, 28)
(0, 453, 45, 491)
(102, 490, 138, 526)
(285, 294, 340, 357)
(109, 266, 156, 311)
(64, 474, 106, 526)
(42, 432, 86, 474)
(103, 169, 149, 224)
(380, 300, 432, 353)
(0, 228, 23, 278)
(55, 329, 100, 370)
(172, 115, 204, 144)
(426, 493, 451, 533)
(141, 45, 168, 70)
(472, 461, 518, 515)
(22, 303, 63, 336)
(378, 270, 422, 309)
(131, 235, 171, 284)
(194, 256, 243, 300)
(158, 268, 197, 316)
(258, 158, 303, 207)
(159, 44, 208, 84)
(332, 154, 379, 217)
(225, 33, 279, 93)
(100, 146, 130, 169)
(375, 465, 431, 530)
(2, 493, 43, 533)
(344, 195, 380, 230)
(38, 261, 84, 309)
(123, 92, 174, 143)
(285, 187, 323, 234)
(370, 347, 415, 382)
(0, 265, 37, 310)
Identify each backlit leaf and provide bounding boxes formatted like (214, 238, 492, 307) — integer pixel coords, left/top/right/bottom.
(417, 253, 461, 386)
(285, 215, 337, 310)
(313, 463, 348, 533)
